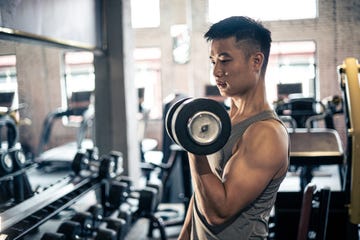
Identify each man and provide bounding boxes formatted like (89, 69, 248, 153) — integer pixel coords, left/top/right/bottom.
(178, 16, 289, 239)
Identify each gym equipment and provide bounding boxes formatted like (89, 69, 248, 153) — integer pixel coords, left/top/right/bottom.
(165, 97, 231, 155)
(272, 58, 360, 240)
(41, 232, 66, 240)
(0, 112, 18, 176)
(105, 181, 129, 212)
(296, 183, 331, 240)
(87, 203, 104, 229)
(70, 211, 93, 236)
(8, 147, 27, 170)
(95, 227, 117, 240)
(71, 149, 120, 179)
(0, 105, 34, 205)
(57, 220, 82, 239)
(71, 148, 99, 174)
(103, 217, 127, 240)
(338, 57, 360, 224)
(36, 106, 94, 169)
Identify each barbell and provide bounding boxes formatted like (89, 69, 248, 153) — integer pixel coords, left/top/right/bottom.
(165, 97, 231, 155)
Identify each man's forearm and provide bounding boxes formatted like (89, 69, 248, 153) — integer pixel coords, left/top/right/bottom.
(178, 195, 194, 240)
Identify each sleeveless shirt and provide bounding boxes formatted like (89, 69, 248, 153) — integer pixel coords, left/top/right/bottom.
(190, 110, 288, 240)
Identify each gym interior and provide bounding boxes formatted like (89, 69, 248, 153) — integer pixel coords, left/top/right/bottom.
(0, 0, 359, 239)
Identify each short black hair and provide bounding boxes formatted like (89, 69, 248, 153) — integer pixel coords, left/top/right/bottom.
(204, 16, 272, 74)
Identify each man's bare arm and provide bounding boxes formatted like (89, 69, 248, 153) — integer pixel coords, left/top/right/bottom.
(178, 195, 194, 240)
(189, 120, 289, 225)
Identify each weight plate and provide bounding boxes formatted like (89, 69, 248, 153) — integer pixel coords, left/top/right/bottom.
(57, 220, 82, 239)
(95, 227, 117, 240)
(187, 111, 222, 145)
(71, 151, 88, 175)
(170, 98, 195, 146)
(165, 97, 191, 144)
(99, 156, 116, 179)
(14, 149, 26, 168)
(71, 212, 93, 233)
(173, 98, 231, 155)
(41, 232, 66, 240)
(8, 148, 26, 170)
(0, 151, 13, 175)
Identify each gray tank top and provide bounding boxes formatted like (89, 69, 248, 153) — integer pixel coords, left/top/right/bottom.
(191, 110, 288, 240)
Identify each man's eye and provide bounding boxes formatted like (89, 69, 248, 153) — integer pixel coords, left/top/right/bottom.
(220, 59, 230, 63)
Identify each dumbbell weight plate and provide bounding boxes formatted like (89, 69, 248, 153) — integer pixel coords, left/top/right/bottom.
(9, 148, 26, 170)
(165, 97, 191, 144)
(171, 98, 231, 155)
(95, 227, 117, 240)
(0, 151, 13, 175)
(57, 220, 82, 239)
(188, 111, 222, 145)
(72, 150, 89, 175)
(71, 211, 93, 236)
(87, 204, 104, 228)
(99, 156, 116, 179)
(105, 218, 127, 240)
(41, 232, 65, 240)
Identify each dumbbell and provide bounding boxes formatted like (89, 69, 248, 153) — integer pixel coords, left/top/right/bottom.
(71, 148, 98, 174)
(95, 227, 117, 240)
(0, 146, 27, 176)
(102, 217, 127, 240)
(8, 146, 27, 171)
(87, 203, 104, 229)
(117, 207, 133, 236)
(72, 150, 117, 179)
(87, 201, 129, 240)
(41, 232, 65, 240)
(108, 151, 123, 175)
(70, 211, 94, 237)
(134, 187, 159, 217)
(86, 204, 125, 239)
(106, 180, 129, 212)
(165, 97, 231, 155)
(8, 146, 34, 202)
(57, 220, 82, 240)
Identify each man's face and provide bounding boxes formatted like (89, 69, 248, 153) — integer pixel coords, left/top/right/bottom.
(209, 37, 260, 98)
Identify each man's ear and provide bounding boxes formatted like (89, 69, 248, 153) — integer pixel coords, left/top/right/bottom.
(252, 52, 264, 70)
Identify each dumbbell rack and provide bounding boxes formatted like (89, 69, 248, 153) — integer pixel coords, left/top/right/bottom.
(0, 165, 109, 240)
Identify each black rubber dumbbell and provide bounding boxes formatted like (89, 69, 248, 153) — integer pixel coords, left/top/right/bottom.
(87, 203, 104, 229)
(41, 232, 66, 240)
(104, 217, 127, 240)
(70, 211, 93, 237)
(57, 220, 82, 240)
(71, 148, 98, 175)
(72, 150, 116, 179)
(117, 207, 133, 237)
(106, 180, 128, 212)
(134, 187, 158, 217)
(95, 227, 117, 240)
(165, 97, 231, 155)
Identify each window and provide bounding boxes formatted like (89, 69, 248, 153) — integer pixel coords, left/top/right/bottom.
(208, 0, 317, 23)
(266, 41, 317, 104)
(62, 51, 95, 125)
(130, 0, 160, 28)
(171, 24, 191, 64)
(0, 55, 18, 109)
(134, 48, 162, 119)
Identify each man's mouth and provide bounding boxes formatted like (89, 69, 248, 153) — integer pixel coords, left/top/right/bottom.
(216, 81, 227, 88)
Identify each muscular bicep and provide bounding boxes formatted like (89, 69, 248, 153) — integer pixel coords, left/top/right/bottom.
(222, 121, 288, 216)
